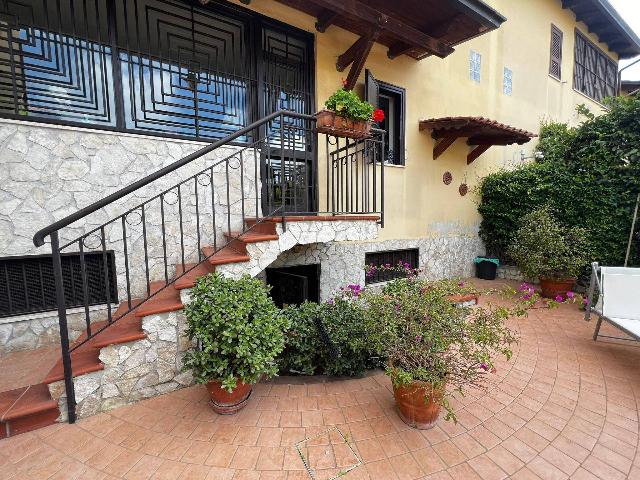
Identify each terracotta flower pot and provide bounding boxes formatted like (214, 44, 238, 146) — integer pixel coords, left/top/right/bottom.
(206, 379, 252, 415)
(393, 381, 443, 430)
(539, 277, 576, 299)
(315, 110, 371, 139)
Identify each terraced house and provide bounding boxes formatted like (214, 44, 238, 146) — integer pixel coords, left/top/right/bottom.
(0, 0, 639, 436)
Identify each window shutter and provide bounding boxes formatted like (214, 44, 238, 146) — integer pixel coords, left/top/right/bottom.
(365, 69, 379, 108)
(549, 25, 563, 79)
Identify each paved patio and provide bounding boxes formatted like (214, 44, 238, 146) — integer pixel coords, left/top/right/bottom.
(2, 301, 640, 479)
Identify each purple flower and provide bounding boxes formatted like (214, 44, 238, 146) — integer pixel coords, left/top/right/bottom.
(326, 298, 334, 305)
(458, 281, 465, 287)
(566, 291, 575, 299)
(479, 364, 489, 371)
(394, 304, 401, 313)
(583, 297, 589, 305)
(519, 282, 531, 292)
(384, 263, 391, 269)
(347, 284, 362, 297)
(555, 294, 564, 302)
(522, 292, 533, 300)
(415, 335, 422, 342)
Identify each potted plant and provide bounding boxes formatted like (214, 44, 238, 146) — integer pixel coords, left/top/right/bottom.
(508, 206, 591, 298)
(363, 275, 523, 429)
(182, 273, 288, 414)
(316, 86, 384, 139)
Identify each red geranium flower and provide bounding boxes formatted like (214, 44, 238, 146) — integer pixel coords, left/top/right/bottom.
(372, 108, 385, 122)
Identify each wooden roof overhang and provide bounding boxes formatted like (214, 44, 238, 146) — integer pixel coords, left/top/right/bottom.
(419, 116, 537, 164)
(242, 0, 506, 90)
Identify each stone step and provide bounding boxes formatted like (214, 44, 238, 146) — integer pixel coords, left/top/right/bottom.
(0, 384, 59, 438)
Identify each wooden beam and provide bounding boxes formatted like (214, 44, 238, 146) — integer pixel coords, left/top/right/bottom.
(344, 32, 378, 90)
(387, 42, 413, 60)
(315, 9, 338, 32)
(433, 136, 458, 160)
(467, 144, 491, 164)
(336, 35, 370, 72)
(307, 0, 454, 58)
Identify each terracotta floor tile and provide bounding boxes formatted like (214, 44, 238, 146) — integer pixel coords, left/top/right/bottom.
(485, 445, 524, 475)
(255, 446, 284, 470)
(388, 452, 424, 480)
(467, 455, 507, 480)
(355, 438, 386, 463)
(229, 446, 261, 470)
(412, 447, 447, 475)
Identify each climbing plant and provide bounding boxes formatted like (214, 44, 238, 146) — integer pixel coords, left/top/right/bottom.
(478, 95, 640, 269)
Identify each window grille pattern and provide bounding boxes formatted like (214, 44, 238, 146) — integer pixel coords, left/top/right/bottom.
(469, 50, 481, 83)
(1, 252, 117, 318)
(549, 25, 563, 79)
(573, 31, 617, 103)
(503, 67, 512, 96)
(365, 249, 419, 285)
(0, 0, 313, 142)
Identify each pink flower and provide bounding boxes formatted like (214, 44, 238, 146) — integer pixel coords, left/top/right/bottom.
(479, 364, 489, 371)
(555, 294, 564, 302)
(458, 281, 465, 287)
(415, 335, 422, 342)
(583, 297, 589, 305)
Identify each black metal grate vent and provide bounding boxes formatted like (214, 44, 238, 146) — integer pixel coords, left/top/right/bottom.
(0, 252, 118, 318)
(365, 249, 419, 285)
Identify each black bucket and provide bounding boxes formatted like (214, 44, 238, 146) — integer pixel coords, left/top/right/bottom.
(475, 259, 498, 280)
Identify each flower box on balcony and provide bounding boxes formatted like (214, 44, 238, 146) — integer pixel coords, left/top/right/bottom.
(315, 109, 372, 139)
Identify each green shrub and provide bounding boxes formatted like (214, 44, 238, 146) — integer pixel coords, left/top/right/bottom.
(478, 96, 640, 269)
(182, 273, 288, 391)
(507, 206, 591, 279)
(280, 302, 321, 376)
(278, 290, 384, 377)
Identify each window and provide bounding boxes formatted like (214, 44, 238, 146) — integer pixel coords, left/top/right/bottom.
(365, 249, 419, 285)
(365, 70, 406, 165)
(573, 30, 618, 103)
(0, 0, 314, 142)
(549, 25, 563, 79)
(503, 67, 513, 96)
(470, 50, 481, 83)
(1, 252, 118, 318)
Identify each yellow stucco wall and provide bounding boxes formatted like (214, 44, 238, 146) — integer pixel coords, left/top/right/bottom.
(227, 0, 618, 242)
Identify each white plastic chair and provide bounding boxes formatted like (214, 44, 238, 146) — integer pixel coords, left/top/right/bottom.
(585, 262, 640, 341)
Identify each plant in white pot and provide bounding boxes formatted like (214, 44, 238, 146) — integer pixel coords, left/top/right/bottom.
(182, 273, 288, 414)
(508, 206, 591, 299)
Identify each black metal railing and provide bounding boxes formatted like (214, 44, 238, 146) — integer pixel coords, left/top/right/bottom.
(33, 110, 385, 423)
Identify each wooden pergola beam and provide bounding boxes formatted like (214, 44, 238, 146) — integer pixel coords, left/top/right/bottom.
(315, 9, 338, 33)
(467, 144, 491, 164)
(341, 32, 379, 90)
(433, 136, 458, 160)
(308, 0, 454, 58)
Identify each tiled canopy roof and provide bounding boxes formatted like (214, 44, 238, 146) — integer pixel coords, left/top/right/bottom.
(419, 116, 537, 164)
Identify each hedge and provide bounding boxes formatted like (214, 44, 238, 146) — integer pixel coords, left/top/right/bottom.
(478, 96, 640, 270)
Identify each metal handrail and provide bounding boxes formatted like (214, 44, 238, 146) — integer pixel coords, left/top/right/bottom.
(33, 109, 315, 247)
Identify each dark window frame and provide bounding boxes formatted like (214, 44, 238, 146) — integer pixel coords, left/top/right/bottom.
(573, 29, 618, 103)
(365, 249, 419, 285)
(365, 70, 406, 166)
(0, 0, 315, 144)
(549, 24, 563, 80)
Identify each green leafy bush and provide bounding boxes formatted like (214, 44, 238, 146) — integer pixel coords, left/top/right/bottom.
(182, 273, 288, 391)
(324, 88, 374, 122)
(478, 96, 640, 269)
(507, 206, 591, 280)
(363, 277, 523, 422)
(279, 289, 384, 377)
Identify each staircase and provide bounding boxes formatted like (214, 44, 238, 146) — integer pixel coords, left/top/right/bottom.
(2, 110, 385, 437)
(1, 214, 380, 437)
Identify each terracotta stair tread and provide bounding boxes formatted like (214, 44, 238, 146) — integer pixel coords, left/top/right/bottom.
(133, 281, 183, 318)
(1, 384, 58, 421)
(44, 347, 103, 384)
(0, 387, 28, 419)
(246, 215, 380, 225)
(202, 245, 250, 266)
(174, 262, 216, 290)
(224, 230, 279, 243)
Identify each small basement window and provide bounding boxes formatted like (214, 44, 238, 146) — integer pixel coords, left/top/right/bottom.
(266, 264, 320, 308)
(0, 252, 118, 318)
(365, 249, 419, 285)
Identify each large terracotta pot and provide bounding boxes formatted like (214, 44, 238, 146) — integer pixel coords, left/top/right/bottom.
(206, 379, 252, 415)
(315, 110, 371, 139)
(539, 277, 576, 299)
(393, 381, 443, 430)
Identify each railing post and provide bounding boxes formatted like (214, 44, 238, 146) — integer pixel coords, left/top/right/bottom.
(280, 113, 287, 231)
(380, 131, 385, 228)
(50, 232, 77, 424)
